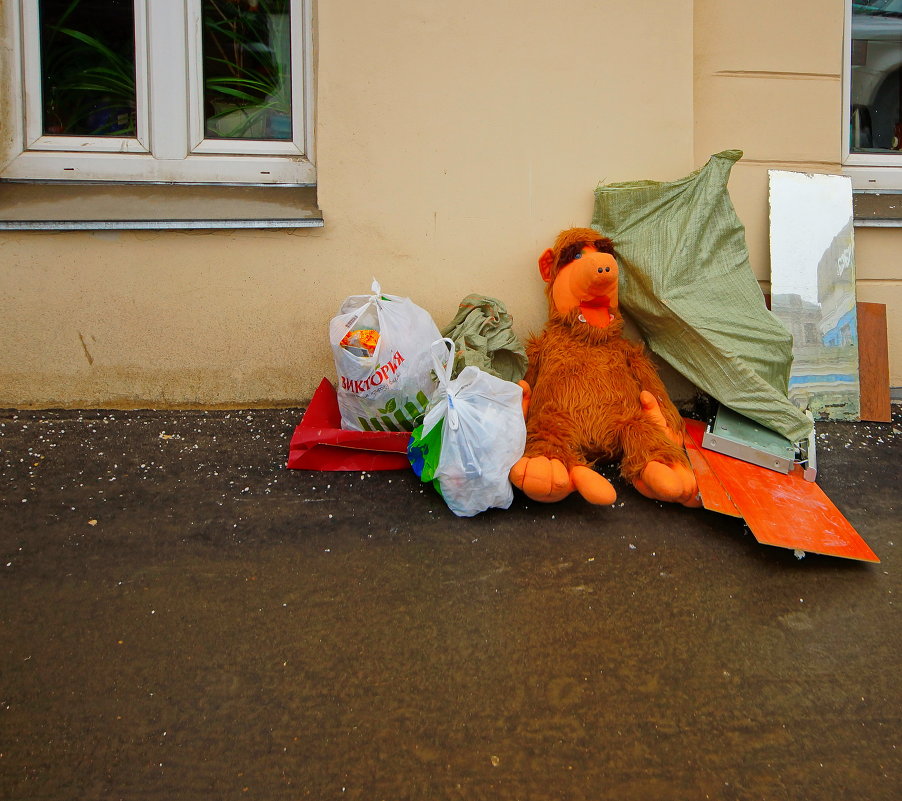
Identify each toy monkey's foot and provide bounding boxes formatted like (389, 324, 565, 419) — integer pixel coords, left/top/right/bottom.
(570, 465, 617, 505)
(510, 456, 616, 505)
(633, 460, 701, 507)
(510, 456, 574, 502)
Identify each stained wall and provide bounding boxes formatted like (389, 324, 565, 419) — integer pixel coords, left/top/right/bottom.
(0, 0, 694, 407)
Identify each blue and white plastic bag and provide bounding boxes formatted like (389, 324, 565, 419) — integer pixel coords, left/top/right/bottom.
(408, 339, 526, 517)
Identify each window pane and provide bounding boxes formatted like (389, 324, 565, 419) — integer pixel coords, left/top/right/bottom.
(202, 0, 293, 141)
(39, 0, 137, 137)
(850, 1, 902, 153)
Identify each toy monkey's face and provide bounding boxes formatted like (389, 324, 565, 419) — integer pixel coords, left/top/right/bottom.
(549, 243, 619, 328)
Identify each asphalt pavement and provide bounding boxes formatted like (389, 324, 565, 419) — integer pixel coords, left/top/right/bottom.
(1, 405, 899, 800)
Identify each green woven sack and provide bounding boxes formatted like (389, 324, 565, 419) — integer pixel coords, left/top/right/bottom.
(440, 294, 528, 382)
(592, 150, 812, 443)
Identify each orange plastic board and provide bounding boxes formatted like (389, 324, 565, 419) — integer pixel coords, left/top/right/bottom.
(685, 421, 879, 563)
(682, 418, 741, 517)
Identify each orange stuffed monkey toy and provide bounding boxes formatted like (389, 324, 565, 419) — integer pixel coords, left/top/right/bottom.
(510, 227, 699, 507)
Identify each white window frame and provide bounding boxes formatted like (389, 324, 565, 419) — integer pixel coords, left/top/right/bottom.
(842, 0, 902, 191)
(1, 0, 315, 185)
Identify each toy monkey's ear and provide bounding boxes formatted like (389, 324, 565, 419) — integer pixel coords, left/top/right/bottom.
(538, 248, 556, 283)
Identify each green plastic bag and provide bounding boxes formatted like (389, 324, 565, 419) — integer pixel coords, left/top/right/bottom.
(407, 417, 445, 497)
(592, 150, 812, 442)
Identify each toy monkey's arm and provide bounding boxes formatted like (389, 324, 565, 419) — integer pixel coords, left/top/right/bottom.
(518, 334, 544, 419)
(624, 343, 698, 504)
(522, 334, 542, 389)
(625, 345, 685, 437)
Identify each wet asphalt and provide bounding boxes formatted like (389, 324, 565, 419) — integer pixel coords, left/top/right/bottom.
(1, 406, 900, 801)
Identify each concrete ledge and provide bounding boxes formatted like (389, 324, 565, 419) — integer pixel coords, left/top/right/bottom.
(853, 191, 902, 227)
(0, 181, 323, 230)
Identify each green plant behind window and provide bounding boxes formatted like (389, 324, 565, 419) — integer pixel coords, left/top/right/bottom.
(40, 0, 137, 137)
(202, 0, 293, 140)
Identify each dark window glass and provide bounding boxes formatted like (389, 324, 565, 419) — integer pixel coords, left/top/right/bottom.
(202, 0, 293, 141)
(39, 0, 137, 137)
(850, 1, 902, 153)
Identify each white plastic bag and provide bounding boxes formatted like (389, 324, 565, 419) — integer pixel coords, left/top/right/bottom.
(412, 338, 526, 517)
(330, 280, 441, 432)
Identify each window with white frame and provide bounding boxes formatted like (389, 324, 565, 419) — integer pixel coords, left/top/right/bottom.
(1, 0, 314, 185)
(844, 0, 902, 190)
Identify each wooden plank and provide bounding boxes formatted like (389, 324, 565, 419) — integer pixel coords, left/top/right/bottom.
(682, 418, 742, 517)
(857, 302, 892, 422)
(685, 422, 880, 563)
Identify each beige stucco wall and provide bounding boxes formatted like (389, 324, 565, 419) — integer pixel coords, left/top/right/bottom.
(695, 0, 902, 387)
(0, 0, 694, 408)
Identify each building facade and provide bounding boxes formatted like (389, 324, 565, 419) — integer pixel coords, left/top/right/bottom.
(1, 1, 899, 408)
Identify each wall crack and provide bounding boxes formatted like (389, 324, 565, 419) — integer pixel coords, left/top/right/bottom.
(78, 333, 95, 367)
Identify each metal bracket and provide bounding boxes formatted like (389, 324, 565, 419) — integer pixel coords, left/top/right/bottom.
(797, 410, 817, 482)
(701, 405, 796, 474)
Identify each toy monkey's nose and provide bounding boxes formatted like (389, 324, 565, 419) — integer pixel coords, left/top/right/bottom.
(581, 252, 617, 271)
(564, 251, 619, 300)
(583, 253, 618, 281)
(587, 269, 617, 290)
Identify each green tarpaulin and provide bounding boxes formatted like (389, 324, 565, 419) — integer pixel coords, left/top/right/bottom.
(592, 150, 812, 442)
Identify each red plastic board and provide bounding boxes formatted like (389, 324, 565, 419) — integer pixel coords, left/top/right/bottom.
(287, 378, 412, 471)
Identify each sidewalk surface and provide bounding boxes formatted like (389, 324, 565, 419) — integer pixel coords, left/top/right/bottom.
(1, 406, 900, 801)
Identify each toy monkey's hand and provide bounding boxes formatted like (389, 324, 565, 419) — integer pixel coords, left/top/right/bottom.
(517, 380, 531, 419)
(639, 390, 681, 446)
(636, 390, 701, 507)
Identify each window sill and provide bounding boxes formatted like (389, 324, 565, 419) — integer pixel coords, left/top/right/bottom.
(853, 191, 902, 228)
(0, 182, 323, 230)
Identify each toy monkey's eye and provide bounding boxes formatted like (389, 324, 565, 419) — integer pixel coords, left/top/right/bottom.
(574, 252, 583, 260)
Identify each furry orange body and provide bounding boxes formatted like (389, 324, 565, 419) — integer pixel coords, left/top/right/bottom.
(524, 315, 687, 478)
(510, 227, 698, 506)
